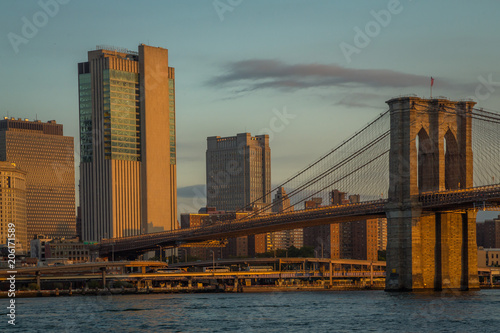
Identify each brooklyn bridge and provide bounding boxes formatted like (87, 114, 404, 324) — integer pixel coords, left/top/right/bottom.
(99, 96, 500, 291)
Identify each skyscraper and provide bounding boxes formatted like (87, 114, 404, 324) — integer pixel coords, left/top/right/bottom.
(206, 133, 271, 211)
(0, 118, 76, 240)
(0, 162, 27, 254)
(78, 44, 177, 242)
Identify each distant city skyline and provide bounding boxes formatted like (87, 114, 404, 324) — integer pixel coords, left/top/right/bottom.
(1, 1, 499, 219)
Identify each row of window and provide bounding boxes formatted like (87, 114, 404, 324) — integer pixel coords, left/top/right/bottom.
(105, 111, 140, 119)
(79, 74, 93, 162)
(105, 153, 141, 162)
(105, 84, 138, 94)
(104, 104, 138, 112)
(104, 136, 140, 144)
(107, 69, 139, 84)
(169, 78, 175, 165)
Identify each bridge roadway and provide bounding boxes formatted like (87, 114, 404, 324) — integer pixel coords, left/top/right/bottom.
(0, 259, 386, 288)
(99, 184, 500, 256)
(0, 271, 386, 286)
(0, 258, 495, 287)
(168, 257, 387, 269)
(0, 258, 383, 276)
(0, 270, 386, 282)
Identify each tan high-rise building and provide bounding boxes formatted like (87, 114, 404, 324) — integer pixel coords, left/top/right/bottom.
(79, 44, 177, 242)
(0, 162, 27, 254)
(206, 133, 271, 212)
(377, 218, 387, 252)
(0, 118, 76, 240)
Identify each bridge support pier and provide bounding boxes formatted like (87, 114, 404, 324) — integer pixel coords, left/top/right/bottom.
(386, 204, 479, 291)
(437, 210, 479, 290)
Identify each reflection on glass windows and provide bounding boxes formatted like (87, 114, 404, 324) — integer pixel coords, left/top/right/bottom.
(103, 69, 141, 161)
(169, 78, 176, 165)
(80, 68, 175, 164)
(79, 73, 92, 162)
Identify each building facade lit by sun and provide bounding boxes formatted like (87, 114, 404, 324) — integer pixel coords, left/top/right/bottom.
(0, 161, 27, 255)
(78, 44, 178, 242)
(0, 118, 76, 241)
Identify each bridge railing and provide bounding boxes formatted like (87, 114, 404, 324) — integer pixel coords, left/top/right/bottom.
(102, 199, 388, 243)
(101, 185, 500, 254)
(419, 184, 500, 207)
(100, 199, 389, 254)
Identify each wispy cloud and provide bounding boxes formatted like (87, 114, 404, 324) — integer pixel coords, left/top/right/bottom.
(177, 184, 206, 198)
(334, 92, 386, 109)
(209, 59, 441, 92)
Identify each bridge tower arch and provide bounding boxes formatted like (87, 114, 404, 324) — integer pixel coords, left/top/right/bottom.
(417, 127, 436, 192)
(385, 96, 479, 291)
(444, 129, 460, 190)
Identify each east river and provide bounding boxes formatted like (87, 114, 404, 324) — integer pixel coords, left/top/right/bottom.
(3, 289, 500, 332)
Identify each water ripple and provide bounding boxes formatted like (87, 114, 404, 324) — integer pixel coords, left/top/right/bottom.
(4, 290, 500, 332)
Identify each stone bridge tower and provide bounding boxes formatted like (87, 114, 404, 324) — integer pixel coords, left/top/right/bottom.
(385, 96, 479, 291)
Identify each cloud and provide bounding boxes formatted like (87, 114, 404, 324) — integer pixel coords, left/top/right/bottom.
(177, 184, 206, 198)
(209, 59, 440, 92)
(177, 185, 207, 215)
(334, 92, 385, 108)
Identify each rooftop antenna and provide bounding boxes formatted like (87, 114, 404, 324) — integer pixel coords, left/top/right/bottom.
(36, 113, 38, 121)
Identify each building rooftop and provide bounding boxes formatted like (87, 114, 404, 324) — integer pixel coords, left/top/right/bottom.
(0, 161, 27, 174)
(0, 117, 63, 136)
(95, 44, 139, 56)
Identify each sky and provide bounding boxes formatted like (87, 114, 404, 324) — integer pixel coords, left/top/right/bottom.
(1, 0, 500, 219)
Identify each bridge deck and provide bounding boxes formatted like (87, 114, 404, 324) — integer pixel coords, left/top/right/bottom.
(99, 185, 500, 256)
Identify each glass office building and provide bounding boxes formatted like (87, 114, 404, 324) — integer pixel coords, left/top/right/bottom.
(78, 44, 177, 242)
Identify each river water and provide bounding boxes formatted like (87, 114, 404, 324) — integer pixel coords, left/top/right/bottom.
(3, 289, 500, 332)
